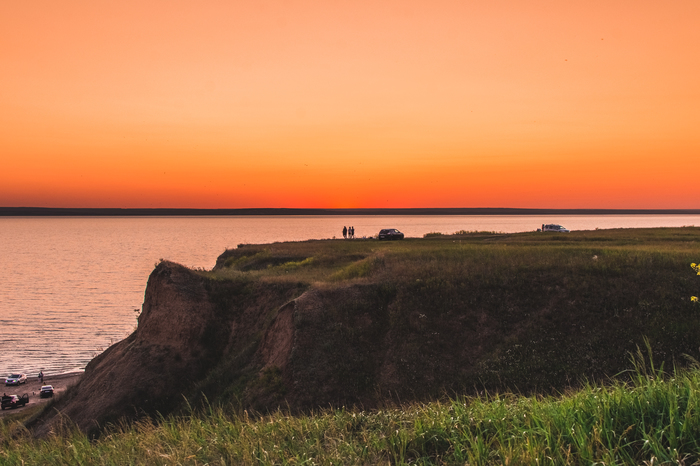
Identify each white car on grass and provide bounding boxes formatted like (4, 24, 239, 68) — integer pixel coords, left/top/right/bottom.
(542, 224, 570, 233)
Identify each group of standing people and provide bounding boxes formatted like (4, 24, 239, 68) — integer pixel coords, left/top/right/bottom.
(342, 226, 355, 239)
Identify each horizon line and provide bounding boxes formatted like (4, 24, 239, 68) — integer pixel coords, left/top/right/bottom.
(2, 207, 700, 217)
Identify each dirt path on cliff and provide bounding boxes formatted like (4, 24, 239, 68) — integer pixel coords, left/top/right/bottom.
(1, 372, 82, 418)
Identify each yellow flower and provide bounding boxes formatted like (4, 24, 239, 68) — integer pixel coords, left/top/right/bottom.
(692, 296, 699, 302)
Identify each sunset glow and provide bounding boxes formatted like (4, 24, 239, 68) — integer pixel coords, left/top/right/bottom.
(2, 1, 699, 208)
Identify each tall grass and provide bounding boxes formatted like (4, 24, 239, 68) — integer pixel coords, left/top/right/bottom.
(5, 361, 700, 465)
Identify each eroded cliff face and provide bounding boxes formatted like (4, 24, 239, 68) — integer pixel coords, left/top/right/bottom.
(33, 260, 478, 437)
(32, 261, 304, 437)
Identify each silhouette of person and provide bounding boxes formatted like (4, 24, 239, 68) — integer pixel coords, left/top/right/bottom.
(342, 226, 347, 239)
(350, 226, 355, 238)
(39, 371, 43, 384)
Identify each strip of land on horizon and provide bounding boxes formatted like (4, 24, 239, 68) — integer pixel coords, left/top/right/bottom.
(2, 207, 700, 216)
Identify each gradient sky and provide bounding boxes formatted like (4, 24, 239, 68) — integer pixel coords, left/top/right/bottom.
(2, 1, 699, 209)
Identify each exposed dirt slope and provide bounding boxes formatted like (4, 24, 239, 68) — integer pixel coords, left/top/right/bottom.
(31, 261, 304, 436)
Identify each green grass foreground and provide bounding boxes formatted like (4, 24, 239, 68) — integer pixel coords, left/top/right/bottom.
(3, 356, 700, 465)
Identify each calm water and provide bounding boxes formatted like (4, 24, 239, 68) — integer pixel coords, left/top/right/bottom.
(1, 215, 698, 377)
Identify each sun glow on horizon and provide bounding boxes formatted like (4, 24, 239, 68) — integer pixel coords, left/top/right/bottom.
(2, 1, 699, 209)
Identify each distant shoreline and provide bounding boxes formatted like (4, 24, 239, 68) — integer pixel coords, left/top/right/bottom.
(2, 207, 700, 217)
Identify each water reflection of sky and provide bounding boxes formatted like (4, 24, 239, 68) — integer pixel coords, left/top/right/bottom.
(1, 215, 698, 375)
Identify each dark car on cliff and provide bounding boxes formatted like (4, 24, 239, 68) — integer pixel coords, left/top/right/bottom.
(40, 385, 54, 398)
(1, 394, 29, 410)
(378, 229, 404, 240)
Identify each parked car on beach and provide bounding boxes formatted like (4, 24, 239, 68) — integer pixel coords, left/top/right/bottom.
(4, 374, 27, 386)
(40, 385, 54, 398)
(378, 229, 405, 240)
(1, 394, 29, 410)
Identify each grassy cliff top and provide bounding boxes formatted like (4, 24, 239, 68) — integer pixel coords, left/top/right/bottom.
(210, 227, 700, 284)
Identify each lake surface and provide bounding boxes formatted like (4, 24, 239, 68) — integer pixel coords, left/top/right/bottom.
(1, 214, 699, 377)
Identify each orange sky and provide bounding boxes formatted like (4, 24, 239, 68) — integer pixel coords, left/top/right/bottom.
(2, 1, 699, 209)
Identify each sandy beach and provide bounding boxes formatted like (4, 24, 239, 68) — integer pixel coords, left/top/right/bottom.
(1, 372, 82, 418)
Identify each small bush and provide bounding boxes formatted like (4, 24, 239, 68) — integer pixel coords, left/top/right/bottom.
(330, 256, 384, 281)
(277, 257, 314, 271)
(453, 229, 501, 235)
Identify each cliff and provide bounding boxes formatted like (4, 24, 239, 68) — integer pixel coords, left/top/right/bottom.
(32, 261, 304, 436)
(31, 228, 700, 437)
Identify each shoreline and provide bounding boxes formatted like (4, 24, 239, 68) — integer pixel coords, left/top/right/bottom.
(1, 371, 82, 418)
